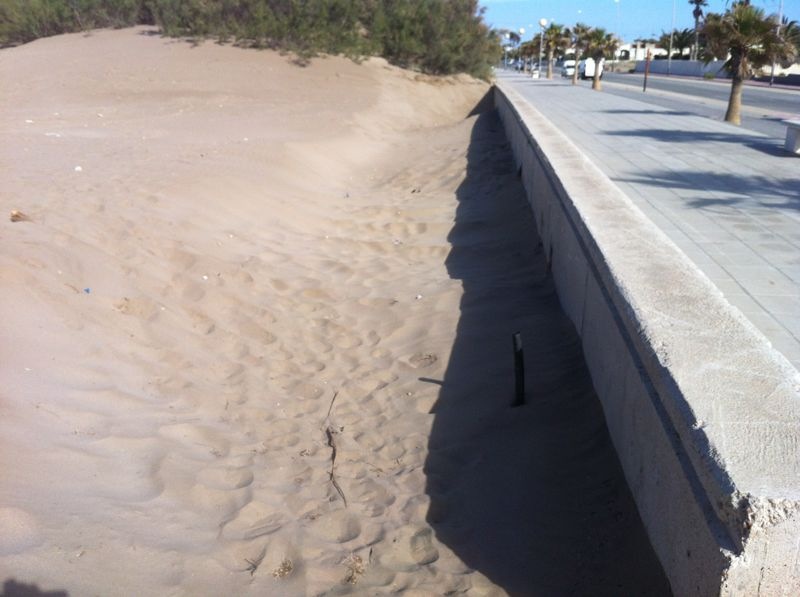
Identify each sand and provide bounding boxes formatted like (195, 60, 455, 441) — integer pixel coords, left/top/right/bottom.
(1, 27, 669, 596)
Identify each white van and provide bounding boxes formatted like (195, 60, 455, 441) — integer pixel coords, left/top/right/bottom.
(578, 58, 604, 80)
(561, 59, 576, 77)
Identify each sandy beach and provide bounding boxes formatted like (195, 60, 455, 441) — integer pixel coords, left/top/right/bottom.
(1, 28, 669, 595)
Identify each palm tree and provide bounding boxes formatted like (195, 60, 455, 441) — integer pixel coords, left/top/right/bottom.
(542, 22, 570, 79)
(781, 17, 800, 54)
(673, 28, 695, 58)
(570, 23, 591, 86)
(585, 28, 619, 91)
(689, 0, 708, 60)
(703, 1, 798, 124)
(519, 40, 537, 69)
(659, 28, 693, 58)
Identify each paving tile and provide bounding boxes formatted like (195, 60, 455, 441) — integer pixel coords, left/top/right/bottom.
(499, 72, 800, 368)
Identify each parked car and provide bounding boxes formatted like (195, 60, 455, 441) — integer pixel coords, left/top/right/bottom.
(578, 58, 604, 80)
(561, 59, 576, 77)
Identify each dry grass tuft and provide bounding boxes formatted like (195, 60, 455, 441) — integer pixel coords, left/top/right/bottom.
(272, 558, 294, 579)
(343, 554, 365, 584)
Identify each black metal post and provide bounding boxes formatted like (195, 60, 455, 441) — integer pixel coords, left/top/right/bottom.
(512, 332, 525, 407)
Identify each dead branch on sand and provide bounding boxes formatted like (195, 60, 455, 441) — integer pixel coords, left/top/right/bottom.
(322, 390, 347, 507)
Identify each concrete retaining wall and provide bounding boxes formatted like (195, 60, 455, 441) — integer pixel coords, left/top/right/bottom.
(634, 59, 728, 78)
(493, 81, 800, 596)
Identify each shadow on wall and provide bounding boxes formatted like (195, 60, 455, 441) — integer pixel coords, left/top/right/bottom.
(1, 579, 68, 597)
(423, 94, 671, 595)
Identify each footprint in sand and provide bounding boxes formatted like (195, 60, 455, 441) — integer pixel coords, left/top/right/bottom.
(0, 508, 43, 555)
(234, 321, 277, 346)
(189, 483, 252, 519)
(380, 526, 439, 571)
(332, 334, 362, 349)
(187, 310, 215, 334)
(196, 466, 254, 491)
(220, 501, 288, 540)
(306, 509, 361, 543)
(349, 477, 396, 517)
(405, 352, 438, 369)
(257, 418, 302, 449)
(113, 296, 160, 320)
(179, 280, 206, 302)
(287, 381, 325, 400)
(77, 437, 166, 502)
(159, 423, 231, 460)
(270, 278, 289, 292)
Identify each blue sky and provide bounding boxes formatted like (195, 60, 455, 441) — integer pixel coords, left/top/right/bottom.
(479, 0, 799, 44)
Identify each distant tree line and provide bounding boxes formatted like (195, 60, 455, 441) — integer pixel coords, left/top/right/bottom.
(0, 0, 501, 78)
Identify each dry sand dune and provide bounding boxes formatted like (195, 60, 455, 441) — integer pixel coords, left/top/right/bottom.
(1, 28, 668, 596)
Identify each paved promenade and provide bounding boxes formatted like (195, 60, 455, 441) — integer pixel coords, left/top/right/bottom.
(497, 71, 800, 371)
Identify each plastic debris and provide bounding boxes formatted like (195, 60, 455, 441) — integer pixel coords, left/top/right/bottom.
(415, 294, 423, 300)
(83, 288, 91, 294)
(74, 166, 83, 172)
(10, 210, 30, 222)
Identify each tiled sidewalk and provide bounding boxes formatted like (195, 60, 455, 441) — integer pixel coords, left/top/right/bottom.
(497, 71, 800, 370)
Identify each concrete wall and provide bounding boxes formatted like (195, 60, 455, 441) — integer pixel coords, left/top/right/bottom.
(634, 59, 729, 77)
(493, 82, 800, 596)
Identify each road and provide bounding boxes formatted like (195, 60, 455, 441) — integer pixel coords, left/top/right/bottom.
(599, 72, 800, 139)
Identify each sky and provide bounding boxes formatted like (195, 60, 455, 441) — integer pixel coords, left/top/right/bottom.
(479, 0, 799, 44)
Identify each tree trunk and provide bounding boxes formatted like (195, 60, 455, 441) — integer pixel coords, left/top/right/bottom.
(592, 69, 602, 91)
(725, 74, 744, 125)
(546, 49, 555, 79)
(571, 48, 580, 85)
(725, 52, 744, 125)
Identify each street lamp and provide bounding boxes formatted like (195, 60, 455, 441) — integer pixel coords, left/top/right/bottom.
(667, 0, 676, 75)
(613, 0, 621, 72)
(538, 18, 547, 77)
(770, 0, 785, 86)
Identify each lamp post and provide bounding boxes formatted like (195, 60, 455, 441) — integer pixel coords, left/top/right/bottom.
(613, 0, 621, 72)
(538, 18, 547, 77)
(667, 0, 676, 75)
(770, 0, 784, 86)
